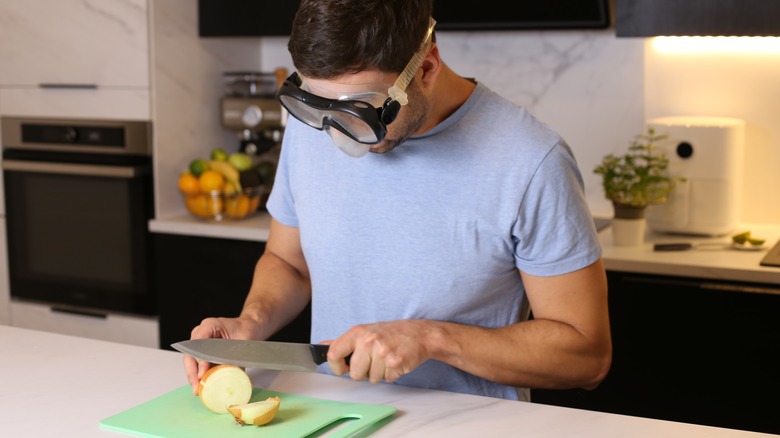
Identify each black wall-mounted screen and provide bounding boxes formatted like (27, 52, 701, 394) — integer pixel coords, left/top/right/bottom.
(198, 1, 300, 37)
(435, 0, 611, 31)
(198, 0, 611, 37)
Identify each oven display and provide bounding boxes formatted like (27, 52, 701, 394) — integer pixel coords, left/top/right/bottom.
(21, 124, 125, 147)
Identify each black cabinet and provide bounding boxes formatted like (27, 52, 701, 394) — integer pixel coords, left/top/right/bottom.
(532, 271, 780, 435)
(616, 0, 780, 36)
(155, 233, 310, 351)
(197, 0, 610, 37)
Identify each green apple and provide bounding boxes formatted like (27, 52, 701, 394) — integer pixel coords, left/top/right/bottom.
(228, 152, 253, 171)
(210, 148, 229, 162)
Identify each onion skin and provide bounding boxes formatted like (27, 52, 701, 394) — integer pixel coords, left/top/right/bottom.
(197, 364, 253, 414)
(228, 397, 281, 426)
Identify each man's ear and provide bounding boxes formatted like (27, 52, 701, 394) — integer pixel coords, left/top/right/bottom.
(418, 43, 442, 89)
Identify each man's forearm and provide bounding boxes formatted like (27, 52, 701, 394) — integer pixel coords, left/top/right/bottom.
(239, 251, 312, 340)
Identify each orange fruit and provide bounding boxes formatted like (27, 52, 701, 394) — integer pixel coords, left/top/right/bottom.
(226, 194, 251, 218)
(178, 172, 200, 195)
(184, 194, 209, 217)
(199, 170, 225, 192)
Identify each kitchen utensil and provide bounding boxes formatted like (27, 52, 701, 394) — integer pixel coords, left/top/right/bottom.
(172, 339, 341, 372)
(100, 385, 396, 438)
(760, 239, 780, 267)
(653, 242, 730, 251)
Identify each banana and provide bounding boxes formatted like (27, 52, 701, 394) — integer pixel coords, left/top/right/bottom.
(208, 160, 241, 189)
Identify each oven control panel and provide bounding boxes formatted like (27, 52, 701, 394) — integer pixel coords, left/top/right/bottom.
(1, 117, 151, 155)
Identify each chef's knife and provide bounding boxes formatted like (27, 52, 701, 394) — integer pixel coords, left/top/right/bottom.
(171, 339, 346, 373)
(653, 242, 729, 251)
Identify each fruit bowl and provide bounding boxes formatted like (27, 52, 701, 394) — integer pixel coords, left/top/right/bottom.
(182, 185, 265, 220)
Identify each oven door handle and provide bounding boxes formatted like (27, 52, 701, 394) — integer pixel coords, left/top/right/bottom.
(2, 159, 148, 178)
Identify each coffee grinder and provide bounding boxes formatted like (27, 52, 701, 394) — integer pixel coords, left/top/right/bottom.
(220, 69, 287, 156)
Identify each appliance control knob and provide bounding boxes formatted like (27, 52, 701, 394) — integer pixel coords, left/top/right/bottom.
(243, 142, 259, 155)
(676, 142, 694, 159)
(241, 105, 264, 128)
(63, 127, 78, 142)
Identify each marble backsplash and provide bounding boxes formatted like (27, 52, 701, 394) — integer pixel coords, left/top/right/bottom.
(152, 0, 779, 224)
(258, 31, 646, 219)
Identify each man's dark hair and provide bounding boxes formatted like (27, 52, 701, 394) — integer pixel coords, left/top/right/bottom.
(288, 0, 434, 79)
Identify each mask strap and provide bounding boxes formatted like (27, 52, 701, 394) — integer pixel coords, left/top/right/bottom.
(387, 17, 436, 106)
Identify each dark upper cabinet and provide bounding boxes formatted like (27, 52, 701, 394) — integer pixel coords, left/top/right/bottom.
(616, 0, 780, 36)
(197, 0, 610, 38)
(197, 0, 300, 37)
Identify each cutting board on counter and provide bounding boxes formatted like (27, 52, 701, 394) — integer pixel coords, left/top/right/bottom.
(100, 385, 396, 438)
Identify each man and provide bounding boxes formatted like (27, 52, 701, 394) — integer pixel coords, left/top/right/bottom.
(185, 0, 611, 401)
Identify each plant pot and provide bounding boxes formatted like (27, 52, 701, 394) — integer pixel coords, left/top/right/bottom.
(612, 204, 647, 246)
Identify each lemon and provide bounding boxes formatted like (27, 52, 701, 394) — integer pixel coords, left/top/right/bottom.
(731, 231, 751, 244)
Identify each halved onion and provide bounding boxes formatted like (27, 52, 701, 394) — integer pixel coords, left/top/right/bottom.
(197, 364, 253, 414)
(228, 396, 281, 426)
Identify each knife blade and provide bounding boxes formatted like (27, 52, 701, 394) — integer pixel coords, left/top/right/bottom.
(171, 339, 331, 373)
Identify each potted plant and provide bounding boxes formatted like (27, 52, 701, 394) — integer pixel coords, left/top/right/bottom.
(594, 128, 681, 244)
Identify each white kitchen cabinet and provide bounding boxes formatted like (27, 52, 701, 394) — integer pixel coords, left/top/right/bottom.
(10, 300, 158, 348)
(0, 0, 150, 120)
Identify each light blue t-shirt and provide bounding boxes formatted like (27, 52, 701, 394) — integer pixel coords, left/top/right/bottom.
(266, 82, 601, 400)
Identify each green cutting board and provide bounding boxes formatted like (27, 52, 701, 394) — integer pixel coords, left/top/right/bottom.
(100, 385, 396, 438)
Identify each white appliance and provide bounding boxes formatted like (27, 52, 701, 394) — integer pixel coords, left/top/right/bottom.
(645, 116, 745, 236)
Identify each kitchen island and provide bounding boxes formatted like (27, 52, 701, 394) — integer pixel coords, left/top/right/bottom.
(1, 325, 775, 437)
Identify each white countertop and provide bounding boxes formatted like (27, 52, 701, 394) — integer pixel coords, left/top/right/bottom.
(1, 325, 774, 438)
(149, 212, 272, 241)
(600, 222, 780, 286)
(150, 212, 780, 286)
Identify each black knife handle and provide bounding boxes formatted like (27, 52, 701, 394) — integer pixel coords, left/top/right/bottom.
(654, 243, 694, 251)
(309, 344, 351, 365)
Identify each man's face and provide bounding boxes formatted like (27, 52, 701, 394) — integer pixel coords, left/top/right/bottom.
(301, 70, 429, 154)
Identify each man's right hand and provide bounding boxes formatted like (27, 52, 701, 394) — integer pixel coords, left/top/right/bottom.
(184, 316, 263, 394)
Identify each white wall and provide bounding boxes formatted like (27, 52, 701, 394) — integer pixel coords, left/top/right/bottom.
(150, 0, 265, 217)
(645, 38, 780, 224)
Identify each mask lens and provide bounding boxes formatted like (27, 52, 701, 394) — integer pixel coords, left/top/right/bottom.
(326, 126, 371, 158)
(279, 95, 325, 129)
(328, 112, 380, 143)
(280, 94, 381, 143)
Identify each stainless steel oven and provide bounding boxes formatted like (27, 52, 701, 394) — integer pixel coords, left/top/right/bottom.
(1, 117, 155, 317)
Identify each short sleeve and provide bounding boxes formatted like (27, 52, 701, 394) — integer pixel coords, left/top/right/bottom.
(512, 140, 602, 276)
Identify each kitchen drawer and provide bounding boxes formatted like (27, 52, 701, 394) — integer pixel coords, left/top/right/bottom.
(10, 300, 158, 348)
(0, 88, 150, 120)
